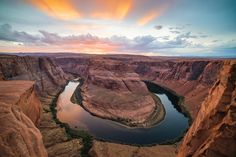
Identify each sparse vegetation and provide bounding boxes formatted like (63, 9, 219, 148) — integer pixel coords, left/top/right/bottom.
(50, 81, 93, 157)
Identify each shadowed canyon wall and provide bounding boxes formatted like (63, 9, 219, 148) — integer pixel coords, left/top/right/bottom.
(177, 60, 236, 157)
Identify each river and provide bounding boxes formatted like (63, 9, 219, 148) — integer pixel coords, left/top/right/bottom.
(56, 81, 189, 145)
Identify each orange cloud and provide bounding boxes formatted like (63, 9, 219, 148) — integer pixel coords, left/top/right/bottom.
(29, 0, 132, 20)
(137, 11, 158, 26)
(91, 0, 133, 20)
(29, 0, 80, 20)
(137, 3, 169, 26)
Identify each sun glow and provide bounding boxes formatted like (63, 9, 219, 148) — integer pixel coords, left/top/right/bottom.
(29, 0, 80, 20)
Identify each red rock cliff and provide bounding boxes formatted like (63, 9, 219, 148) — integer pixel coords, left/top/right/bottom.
(0, 80, 47, 157)
(0, 55, 80, 157)
(0, 55, 68, 97)
(56, 56, 223, 119)
(177, 60, 236, 157)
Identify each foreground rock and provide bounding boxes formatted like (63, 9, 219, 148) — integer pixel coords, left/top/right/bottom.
(89, 140, 177, 157)
(177, 60, 236, 157)
(0, 55, 82, 157)
(39, 90, 83, 157)
(0, 80, 47, 157)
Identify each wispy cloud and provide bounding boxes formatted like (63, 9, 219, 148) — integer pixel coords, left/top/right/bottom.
(0, 23, 208, 54)
(154, 25, 163, 30)
(29, 0, 80, 20)
(28, 0, 172, 25)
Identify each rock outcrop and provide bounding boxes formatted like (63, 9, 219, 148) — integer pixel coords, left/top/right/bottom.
(0, 80, 47, 157)
(89, 140, 177, 157)
(77, 58, 163, 127)
(56, 55, 223, 119)
(177, 60, 236, 157)
(0, 55, 69, 97)
(0, 55, 83, 157)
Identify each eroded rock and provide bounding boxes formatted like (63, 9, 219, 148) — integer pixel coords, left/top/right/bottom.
(0, 81, 47, 157)
(177, 61, 236, 157)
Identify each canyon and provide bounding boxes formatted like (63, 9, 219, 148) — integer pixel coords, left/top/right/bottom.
(0, 53, 235, 157)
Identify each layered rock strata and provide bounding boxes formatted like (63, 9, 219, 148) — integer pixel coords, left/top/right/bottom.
(0, 55, 83, 157)
(89, 140, 177, 157)
(177, 60, 236, 157)
(56, 56, 223, 119)
(0, 80, 47, 157)
(78, 58, 164, 127)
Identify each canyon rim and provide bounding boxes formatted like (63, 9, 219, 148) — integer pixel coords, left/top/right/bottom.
(0, 0, 236, 157)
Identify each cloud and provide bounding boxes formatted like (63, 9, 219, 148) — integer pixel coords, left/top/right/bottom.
(28, 0, 172, 25)
(170, 30, 180, 34)
(154, 25, 163, 30)
(169, 26, 185, 30)
(0, 24, 39, 43)
(29, 0, 80, 20)
(212, 40, 219, 43)
(0, 24, 203, 53)
(179, 32, 198, 39)
(199, 35, 208, 38)
(138, 11, 159, 26)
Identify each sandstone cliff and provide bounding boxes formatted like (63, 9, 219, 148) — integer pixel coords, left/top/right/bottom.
(0, 55, 82, 157)
(177, 60, 236, 157)
(79, 58, 162, 127)
(0, 55, 68, 97)
(89, 140, 177, 157)
(132, 59, 223, 118)
(56, 56, 223, 119)
(0, 80, 47, 157)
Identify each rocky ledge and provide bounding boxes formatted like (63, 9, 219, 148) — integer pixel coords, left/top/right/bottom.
(0, 80, 47, 157)
(89, 140, 177, 157)
(0, 55, 83, 157)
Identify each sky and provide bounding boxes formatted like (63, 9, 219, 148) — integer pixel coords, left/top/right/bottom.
(0, 0, 235, 57)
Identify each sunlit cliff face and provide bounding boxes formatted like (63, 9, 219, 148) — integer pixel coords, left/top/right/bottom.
(0, 0, 235, 57)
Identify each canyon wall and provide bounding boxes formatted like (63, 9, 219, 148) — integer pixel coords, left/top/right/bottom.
(0, 55, 68, 97)
(0, 81, 47, 157)
(56, 56, 223, 119)
(0, 55, 83, 157)
(132, 59, 223, 118)
(177, 60, 236, 157)
(1, 54, 234, 157)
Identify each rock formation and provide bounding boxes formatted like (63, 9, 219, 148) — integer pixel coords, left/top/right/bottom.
(0, 55, 68, 96)
(0, 55, 82, 157)
(132, 59, 223, 118)
(56, 55, 223, 119)
(177, 60, 236, 157)
(0, 80, 47, 157)
(89, 140, 177, 157)
(76, 58, 164, 127)
(1, 53, 235, 157)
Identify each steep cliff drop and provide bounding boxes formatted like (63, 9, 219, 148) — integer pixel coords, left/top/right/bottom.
(0, 55, 82, 157)
(177, 60, 236, 157)
(0, 81, 47, 157)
